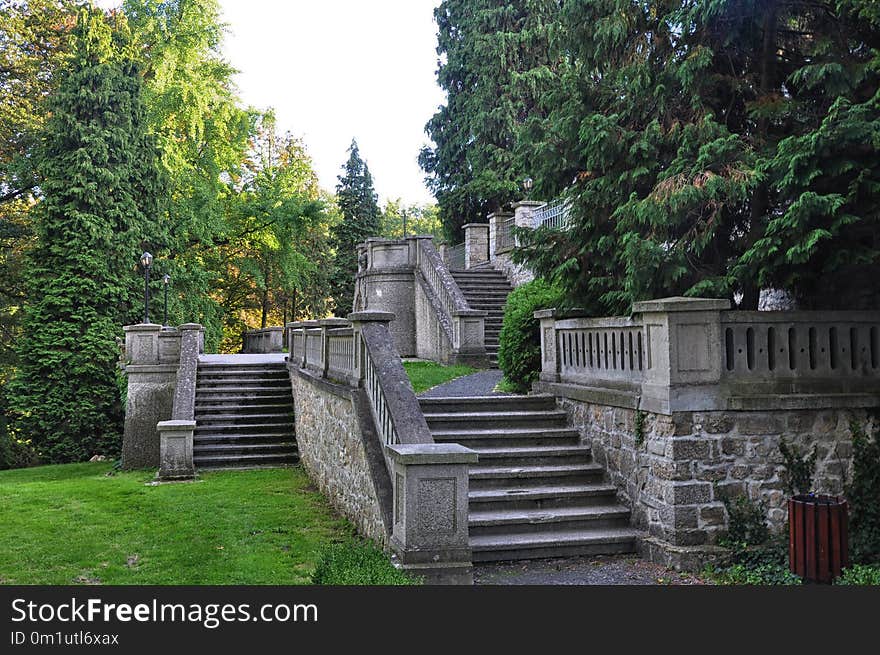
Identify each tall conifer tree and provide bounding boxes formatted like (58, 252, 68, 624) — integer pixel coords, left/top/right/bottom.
(329, 139, 380, 316)
(6, 8, 164, 462)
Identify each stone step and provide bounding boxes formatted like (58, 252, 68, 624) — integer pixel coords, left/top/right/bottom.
(194, 412, 295, 425)
(193, 426, 294, 444)
(423, 410, 569, 430)
(468, 462, 605, 489)
(195, 394, 293, 406)
(196, 378, 291, 387)
(194, 451, 299, 469)
(468, 504, 631, 537)
(431, 426, 581, 448)
(419, 395, 557, 413)
(197, 366, 287, 376)
(469, 483, 621, 511)
(193, 442, 297, 455)
(194, 421, 294, 434)
(469, 527, 639, 562)
(467, 445, 592, 466)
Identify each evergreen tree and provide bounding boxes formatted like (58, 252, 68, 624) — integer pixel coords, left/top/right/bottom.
(6, 8, 164, 463)
(420, 0, 558, 241)
(516, 0, 880, 313)
(330, 139, 380, 315)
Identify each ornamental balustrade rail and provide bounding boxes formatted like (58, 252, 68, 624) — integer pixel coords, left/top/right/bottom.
(495, 215, 516, 253)
(532, 197, 572, 230)
(536, 297, 880, 414)
(242, 327, 283, 353)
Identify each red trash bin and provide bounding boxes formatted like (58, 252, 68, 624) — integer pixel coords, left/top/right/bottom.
(789, 494, 849, 584)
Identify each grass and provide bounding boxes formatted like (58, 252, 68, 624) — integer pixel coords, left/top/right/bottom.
(0, 462, 359, 585)
(402, 360, 476, 393)
(311, 539, 420, 585)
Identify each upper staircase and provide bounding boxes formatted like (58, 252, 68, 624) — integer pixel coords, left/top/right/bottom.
(419, 394, 639, 562)
(193, 359, 298, 470)
(450, 268, 513, 365)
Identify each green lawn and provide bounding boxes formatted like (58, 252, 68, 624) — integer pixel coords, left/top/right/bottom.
(0, 463, 352, 585)
(402, 360, 476, 393)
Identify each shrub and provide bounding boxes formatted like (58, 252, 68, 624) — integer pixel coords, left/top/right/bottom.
(719, 493, 770, 547)
(496, 279, 565, 393)
(835, 564, 880, 586)
(778, 439, 817, 496)
(310, 539, 421, 585)
(847, 420, 880, 564)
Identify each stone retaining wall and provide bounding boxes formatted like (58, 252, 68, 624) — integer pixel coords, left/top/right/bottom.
(290, 368, 392, 546)
(554, 394, 873, 565)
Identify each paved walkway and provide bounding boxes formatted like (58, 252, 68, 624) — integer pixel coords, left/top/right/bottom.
(417, 369, 512, 397)
(474, 555, 707, 585)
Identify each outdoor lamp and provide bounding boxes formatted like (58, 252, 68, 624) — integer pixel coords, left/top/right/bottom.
(140, 251, 153, 324)
(523, 177, 534, 198)
(163, 274, 171, 327)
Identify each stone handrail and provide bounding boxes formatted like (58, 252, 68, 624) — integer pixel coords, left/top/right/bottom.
(416, 237, 472, 317)
(536, 298, 880, 414)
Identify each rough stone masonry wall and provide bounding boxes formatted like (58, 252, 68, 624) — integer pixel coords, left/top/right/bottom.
(558, 398, 872, 550)
(291, 371, 390, 547)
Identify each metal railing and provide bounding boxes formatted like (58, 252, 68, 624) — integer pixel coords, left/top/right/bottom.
(496, 215, 516, 253)
(532, 197, 572, 230)
(446, 242, 465, 270)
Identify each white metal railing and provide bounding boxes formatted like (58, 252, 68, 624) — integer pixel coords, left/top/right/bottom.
(532, 197, 572, 230)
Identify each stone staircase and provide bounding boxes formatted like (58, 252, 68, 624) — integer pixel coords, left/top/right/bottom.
(193, 360, 298, 470)
(450, 268, 513, 365)
(419, 394, 638, 562)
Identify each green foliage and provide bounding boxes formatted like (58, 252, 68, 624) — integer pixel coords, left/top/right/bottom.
(704, 562, 802, 586)
(330, 139, 380, 316)
(497, 279, 565, 393)
(846, 420, 880, 564)
(420, 0, 558, 241)
(719, 493, 770, 547)
(514, 0, 880, 312)
(0, 463, 352, 584)
(310, 538, 420, 586)
(778, 439, 817, 496)
(5, 8, 165, 463)
(835, 564, 880, 586)
(634, 410, 646, 448)
(381, 200, 443, 240)
(402, 360, 476, 394)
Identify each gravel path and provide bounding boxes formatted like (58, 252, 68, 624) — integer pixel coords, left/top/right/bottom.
(418, 369, 512, 397)
(474, 555, 707, 586)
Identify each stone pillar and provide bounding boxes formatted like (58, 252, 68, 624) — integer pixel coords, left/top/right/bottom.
(631, 297, 730, 414)
(488, 211, 513, 261)
(535, 309, 559, 382)
(156, 420, 195, 480)
(349, 311, 396, 386)
(512, 200, 544, 234)
(122, 324, 178, 469)
(452, 310, 487, 362)
(386, 443, 479, 585)
(463, 223, 489, 269)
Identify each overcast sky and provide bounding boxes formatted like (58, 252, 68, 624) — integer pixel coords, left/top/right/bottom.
(97, 0, 445, 205)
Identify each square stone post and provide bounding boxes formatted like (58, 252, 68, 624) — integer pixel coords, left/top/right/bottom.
(488, 211, 513, 261)
(534, 309, 559, 382)
(512, 200, 544, 239)
(451, 310, 487, 361)
(157, 420, 196, 480)
(631, 297, 730, 414)
(463, 223, 489, 269)
(349, 311, 396, 386)
(386, 443, 479, 585)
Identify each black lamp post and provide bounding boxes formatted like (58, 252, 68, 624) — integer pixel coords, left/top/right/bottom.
(140, 251, 153, 323)
(162, 274, 171, 326)
(402, 208, 408, 238)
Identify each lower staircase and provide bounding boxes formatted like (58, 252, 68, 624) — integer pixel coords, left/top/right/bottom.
(193, 359, 298, 470)
(419, 394, 638, 561)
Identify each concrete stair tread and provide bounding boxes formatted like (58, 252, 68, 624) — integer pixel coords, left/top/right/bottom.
(194, 442, 296, 452)
(469, 483, 619, 502)
(431, 426, 580, 438)
(469, 504, 630, 526)
(469, 527, 640, 551)
(197, 379, 290, 386)
(194, 434, 295, 444)
(195, 421, 293, 430)
(195, 452, 298, 465)
(467, 445, 590, 458)
(469, 462, 603, 479)
(194, 412, 294, 421)
(423, 410, 567, 419)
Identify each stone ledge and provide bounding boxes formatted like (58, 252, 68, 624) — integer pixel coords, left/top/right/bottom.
(386, 443, 479, 465)
(632, 296, 731, 313)
(292, 366, 356, 399)
(636, 535, 727, 572)
(123, 364, 179, 374)
(534, 381, 640, 410)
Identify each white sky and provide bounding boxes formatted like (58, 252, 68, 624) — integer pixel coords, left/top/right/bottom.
(96, 0, 445, 205)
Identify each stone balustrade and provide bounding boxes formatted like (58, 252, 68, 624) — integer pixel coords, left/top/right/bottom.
(242, 326, 283, 353)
